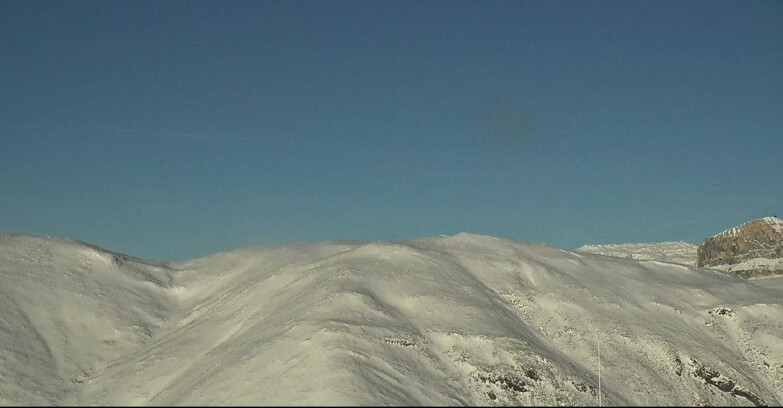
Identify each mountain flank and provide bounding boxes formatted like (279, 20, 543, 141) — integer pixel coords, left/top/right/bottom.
(1, 233, 782, 406)
(698, 216, 783, 279)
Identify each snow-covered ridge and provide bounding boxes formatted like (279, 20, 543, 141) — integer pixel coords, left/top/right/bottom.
(763, 216, 783, 235)
(1, 233, 782, 406)
(713, 216, 783, 239)
(575, 241, 698, 266)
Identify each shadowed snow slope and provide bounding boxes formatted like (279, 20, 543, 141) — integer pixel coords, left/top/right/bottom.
(1, 233, 782, 406)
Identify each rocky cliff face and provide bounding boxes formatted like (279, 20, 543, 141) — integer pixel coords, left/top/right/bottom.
(697, 216, 783, 279)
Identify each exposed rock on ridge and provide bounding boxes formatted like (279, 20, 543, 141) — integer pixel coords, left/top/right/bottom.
(697, 216, 783, 279)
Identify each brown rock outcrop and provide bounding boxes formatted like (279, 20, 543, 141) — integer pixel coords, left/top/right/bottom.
(697, 216, 783, 279)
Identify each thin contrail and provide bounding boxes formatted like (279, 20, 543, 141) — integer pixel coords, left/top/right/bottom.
(108, 126, 258, 143)
(1, 120, 263, 144)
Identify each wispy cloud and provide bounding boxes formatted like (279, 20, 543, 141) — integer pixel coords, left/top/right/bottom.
(1, 120, 263, 144)
(107, 126, 263, 144)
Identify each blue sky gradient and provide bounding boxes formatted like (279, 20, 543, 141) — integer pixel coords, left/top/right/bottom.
(2, 1, 782, 260)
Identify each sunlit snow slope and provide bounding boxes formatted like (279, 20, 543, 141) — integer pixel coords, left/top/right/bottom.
(1, 233, 782, 406)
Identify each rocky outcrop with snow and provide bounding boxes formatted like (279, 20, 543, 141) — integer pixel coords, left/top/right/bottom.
(697, 216, 783, 279)
(575, 241, 698, 266)
(1, 233, 782, 406)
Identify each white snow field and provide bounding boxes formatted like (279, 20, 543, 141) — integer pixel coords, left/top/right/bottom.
(575, 241, 699, 266)
(1, 233, 782, 406)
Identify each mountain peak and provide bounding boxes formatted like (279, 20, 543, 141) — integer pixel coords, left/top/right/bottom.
(698, 217, 783, 279)
(712, 216, 782, 239)
(762, 216, 783, 234)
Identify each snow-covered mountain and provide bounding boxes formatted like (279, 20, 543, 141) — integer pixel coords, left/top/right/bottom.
(698, 216, 783, 279)
(1, 233, 782, 406)
(575, 241, 698, 266)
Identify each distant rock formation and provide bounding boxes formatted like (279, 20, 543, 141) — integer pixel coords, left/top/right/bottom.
(697, 216, 783, 279)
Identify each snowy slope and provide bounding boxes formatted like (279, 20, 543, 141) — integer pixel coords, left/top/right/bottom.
(712, 257, 783, 278)
(1, 233, 782, 406)
(575, 241, 698, 266)
(749, 275, 783, 292)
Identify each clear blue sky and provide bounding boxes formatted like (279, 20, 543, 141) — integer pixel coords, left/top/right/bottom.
(1, 1, 781, 261)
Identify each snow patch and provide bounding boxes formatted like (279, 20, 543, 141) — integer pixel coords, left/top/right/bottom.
(763, 216, 783, 235)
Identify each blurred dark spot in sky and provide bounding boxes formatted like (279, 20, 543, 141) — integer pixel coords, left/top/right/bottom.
(482, 103, 545, 150)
